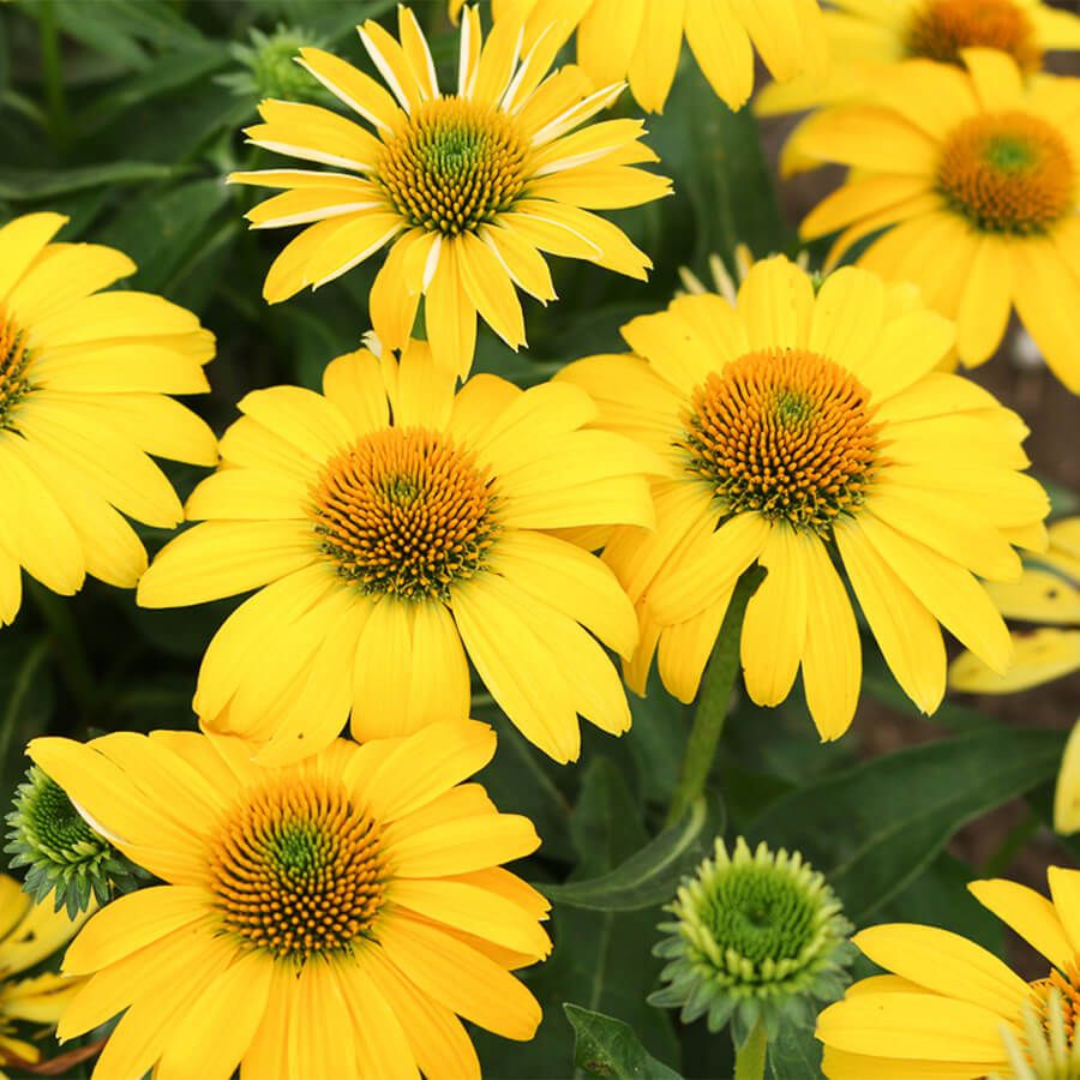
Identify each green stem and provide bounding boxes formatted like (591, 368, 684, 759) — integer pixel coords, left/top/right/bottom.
(666, 565, 765, 826)
(27, 582, 97, 723)
(733, 1018, 768, 1080)
(38, 0, 69, 149)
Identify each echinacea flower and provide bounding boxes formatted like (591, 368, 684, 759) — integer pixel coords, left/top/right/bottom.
(793, 49, 1080, 390)
(230, 5, 670, 377)
(0, 213, 216, 626)
(137, 340, 655, 764)
(816, 866, 1080, 1079)
(651, 837, 854, 1037)
(30, 722, 549, 1080)
(0, 872, 88, 1073)
(949, 515, 1080, 696)
(756, 0, 1080, 118)
(449, 0, 830, 113)
(559, 255, 1049, 741)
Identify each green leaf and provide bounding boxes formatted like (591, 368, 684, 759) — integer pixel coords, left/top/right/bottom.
(49, 0, 203, 71)
(765, 1022, 823, 1080)
(543, 791, 721, 911)
(564, 1005, 682, 1080)
(748, 726, 1065, 922)
(95, 177, 231, 294)
(76, 44, 232, 138)
(0, 161, 182, 202)
(874, 851, 1005, 956)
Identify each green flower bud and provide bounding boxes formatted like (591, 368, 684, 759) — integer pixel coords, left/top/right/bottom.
(5, 765, 147, 918)
(218, 25, 330, 105)
(649, 837, 855, 1039)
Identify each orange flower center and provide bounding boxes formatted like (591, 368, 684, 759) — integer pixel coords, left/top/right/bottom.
(1033, 966, 1080, 1043)
(208, 778, 384, 963)
(937, 111, 1075, 234)
(904, 0, 1041, 72)
(0, 308, 31, 428)
(378, 97, 528, 236)
(310, 427, 500, 601)
(682, 348, 879, 535)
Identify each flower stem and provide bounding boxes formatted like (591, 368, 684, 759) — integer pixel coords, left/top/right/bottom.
(666, 565, 765, 827)
(734, 1017, 768, 1080)
(38, 0, 69, 149)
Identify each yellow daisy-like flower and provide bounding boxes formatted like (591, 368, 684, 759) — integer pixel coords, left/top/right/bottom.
(949, 515, 1080, 695)
(558, 255, 1050, 741)
(756, 0, 1080, 117)
(0, 212, 216, 626)
(816, 866, 1080, 1079)
(794, 49, 1080, 390)
(449, 0, 830, 113)
(230, 6, 670, 378)
(136, 341, 655, 764)
(30, 722, 548, 1080)
(0, 873, 89, 1074)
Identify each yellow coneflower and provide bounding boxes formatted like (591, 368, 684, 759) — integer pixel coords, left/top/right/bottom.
(817, 866, 1080, 1079)
(793, 50, 1080, 390)
(449, 0, 830, 113)
(0, 873, 89, 1073)
(136, 339, 656, 764)
(231, 5, 669, 377)
(756, 0, 1080, 118)
(950, 515, 1080, 695)
(559, 255, 1049, 741)
(30, 722, 549, 1080)
(0, 213, 216, 626)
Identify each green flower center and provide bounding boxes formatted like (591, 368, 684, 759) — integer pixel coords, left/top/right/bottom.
(310, 427, 501, 602)
(904, 0, 1040, 72)
(20, 777, 100, 860)
(378, 97, 529, 236)
(208, 779, 384, 963)
(703, 865, 816, 966)
(0, 309, 32, 429)
(938, 112, 1075, 235)
(682, 348, 879, 536)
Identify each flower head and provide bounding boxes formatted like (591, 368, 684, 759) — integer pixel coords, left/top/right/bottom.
(793, 50, 1080, 389)
(757, 0, 1080, 119)
(29, 722, 549, 1080)
(230, 5, 670, 377)
(559, 255, 1049, 740)
(5, 765, 146, 918)
(136, 340, 656, 764)
(450, 0, 830, 113)
(0, 213, 216, 624)
(817, 866, 1080, 1079)
(651, 838, 854, 1037)
(0, 872, 88, 1071)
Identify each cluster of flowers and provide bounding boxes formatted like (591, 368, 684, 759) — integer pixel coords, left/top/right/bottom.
(0, 1, 1078, 1078)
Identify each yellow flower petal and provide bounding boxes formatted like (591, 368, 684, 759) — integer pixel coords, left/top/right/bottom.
(968, 877, 1074, 970)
